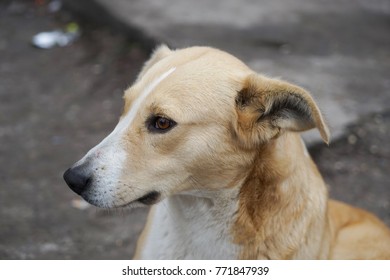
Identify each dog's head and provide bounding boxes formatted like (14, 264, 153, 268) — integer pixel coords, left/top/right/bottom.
(64, 45, 329, 208)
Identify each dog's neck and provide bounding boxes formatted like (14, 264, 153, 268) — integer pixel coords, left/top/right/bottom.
(141, 133, 331, 259)
(140, 187, 241, 259)
(233, 133, 331, 259)
(174, 133, 331, 259)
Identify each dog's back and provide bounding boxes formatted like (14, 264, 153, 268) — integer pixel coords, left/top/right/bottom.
(329, 200, 390, 259)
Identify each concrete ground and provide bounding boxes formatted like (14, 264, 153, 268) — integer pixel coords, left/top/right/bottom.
(0, 1, 148, 259)
(0, 0, 389, 259)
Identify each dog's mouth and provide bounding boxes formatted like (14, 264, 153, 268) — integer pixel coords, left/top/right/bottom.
(135, 191, 161, 205)
(82, 190, 161, 208)
(110, 191, 162, 208)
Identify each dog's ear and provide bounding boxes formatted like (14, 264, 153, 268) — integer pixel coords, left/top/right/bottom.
(136, 44, 172, 81)
(234, 74, 329, 148)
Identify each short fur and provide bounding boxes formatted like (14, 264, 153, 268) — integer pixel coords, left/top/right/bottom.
(64, 45, 390, 259)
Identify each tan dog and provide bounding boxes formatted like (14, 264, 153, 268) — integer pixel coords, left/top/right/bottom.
(64, 45, 390, 259)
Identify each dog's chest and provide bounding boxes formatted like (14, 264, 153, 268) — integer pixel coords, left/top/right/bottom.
(139, 193, 240, 259)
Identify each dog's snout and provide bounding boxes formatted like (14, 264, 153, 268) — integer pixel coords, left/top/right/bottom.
(63, 165, 91, 196)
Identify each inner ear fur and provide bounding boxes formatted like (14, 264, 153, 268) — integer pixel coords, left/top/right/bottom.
(234, 74, 330, 148)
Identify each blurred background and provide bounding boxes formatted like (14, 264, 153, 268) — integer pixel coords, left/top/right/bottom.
(0, 0, 389, 259)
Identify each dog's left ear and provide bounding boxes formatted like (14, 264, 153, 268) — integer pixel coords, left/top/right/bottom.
(234, 74, 330, 148)
(136, 44, 173, 81)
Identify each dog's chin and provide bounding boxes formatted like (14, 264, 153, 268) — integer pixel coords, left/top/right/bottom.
(82, 191, 162, 209)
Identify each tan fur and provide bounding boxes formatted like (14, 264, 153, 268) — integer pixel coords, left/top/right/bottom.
(66, 45, 390, 259)
(230, 71, 389, 259)
(233, 133, 331, 259)
(135, 44, 173, 81)
(234, 74, 329, 147)
(329, 200, 390, 259)
(131, 46, 390, 259)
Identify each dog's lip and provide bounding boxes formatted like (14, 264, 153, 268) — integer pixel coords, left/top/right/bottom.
(117, 191, 162, 208)
(136, 191, 161, 205)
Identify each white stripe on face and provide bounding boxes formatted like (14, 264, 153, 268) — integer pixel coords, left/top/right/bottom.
(85, 67, 176, 156)
(69, 67, 176, 207)
(113, 67, 177, 136)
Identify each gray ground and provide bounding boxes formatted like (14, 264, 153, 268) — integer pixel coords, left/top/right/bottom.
(64, 0, 390, 144)
(0, 1, 389, 259)
(0, 1, 148, 259)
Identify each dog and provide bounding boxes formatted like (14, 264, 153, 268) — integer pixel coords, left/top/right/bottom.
(64, 45, 390, 259)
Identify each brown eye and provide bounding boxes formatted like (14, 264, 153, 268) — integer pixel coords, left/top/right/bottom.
(155, 117, 171, 130)
(147, 116, 177, 133)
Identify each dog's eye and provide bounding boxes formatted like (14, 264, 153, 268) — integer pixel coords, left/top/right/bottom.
(155, 117, 171, 130)
(148, 116, 176, 133)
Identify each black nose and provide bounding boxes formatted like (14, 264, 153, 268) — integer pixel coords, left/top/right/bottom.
(63, 165, 91, 195)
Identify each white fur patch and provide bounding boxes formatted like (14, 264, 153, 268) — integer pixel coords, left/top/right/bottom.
(73, 67, 176, 207)
(139, 188, 240, 259)
(112, 67, 176, 137)
(89, 67, 176, 154)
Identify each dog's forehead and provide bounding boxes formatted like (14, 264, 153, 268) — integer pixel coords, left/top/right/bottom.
(123, 48, 250, 120)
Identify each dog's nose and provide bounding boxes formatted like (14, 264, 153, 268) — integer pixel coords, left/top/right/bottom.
(63, 165, 91, 195)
